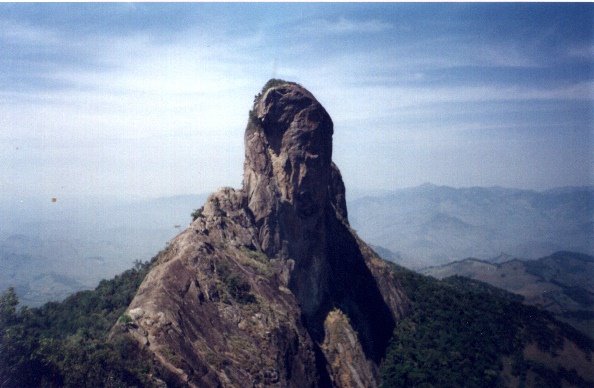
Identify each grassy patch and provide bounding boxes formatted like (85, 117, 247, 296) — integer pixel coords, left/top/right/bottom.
(237, 247, 273, 277)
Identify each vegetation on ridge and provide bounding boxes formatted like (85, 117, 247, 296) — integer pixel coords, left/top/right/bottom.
(421, 251, 594, 339)
(191, 206, 204, 221)
(380, 266, 594, 387)
(0, 256, 160, 387)
(260, 78, 290, 94)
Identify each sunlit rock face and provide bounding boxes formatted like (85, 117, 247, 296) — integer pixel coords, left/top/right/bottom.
(118, 80, 409, 387)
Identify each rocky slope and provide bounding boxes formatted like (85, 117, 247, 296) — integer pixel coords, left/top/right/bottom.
(116, 80, 408, 387)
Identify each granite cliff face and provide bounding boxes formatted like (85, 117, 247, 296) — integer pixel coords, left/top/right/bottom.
(118, 80, 409, 387)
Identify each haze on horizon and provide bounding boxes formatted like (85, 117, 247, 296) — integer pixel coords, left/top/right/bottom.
(1, 3, 592, 200)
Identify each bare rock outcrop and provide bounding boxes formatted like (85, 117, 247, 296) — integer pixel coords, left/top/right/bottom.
(321, 309, 377, 388)
(117, 79, 409, 387)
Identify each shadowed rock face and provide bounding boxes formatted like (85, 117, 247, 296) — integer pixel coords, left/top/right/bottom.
(244, 81, 399, 360)
(118, 80, 409, 387)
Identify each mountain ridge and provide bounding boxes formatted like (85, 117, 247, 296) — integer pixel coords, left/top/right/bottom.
(421, 251, 594, 339)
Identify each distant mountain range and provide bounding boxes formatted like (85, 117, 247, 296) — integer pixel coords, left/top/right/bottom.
(349, 184, 593, 269)
(421, 251, 594, 339)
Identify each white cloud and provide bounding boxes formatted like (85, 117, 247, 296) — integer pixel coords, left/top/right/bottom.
(301, 17, 392, 35)
(1, 23, 268, 141)
(308, 81, 593, 129)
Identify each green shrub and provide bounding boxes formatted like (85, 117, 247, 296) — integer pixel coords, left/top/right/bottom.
(191, 207, 204, 221)
(217, 261, 256, 304)
(225, 274, 256, 304)
(118, 313, 133, 325)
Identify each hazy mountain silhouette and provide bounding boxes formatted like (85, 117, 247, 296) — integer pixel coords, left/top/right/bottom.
(349, 184, 593, 268)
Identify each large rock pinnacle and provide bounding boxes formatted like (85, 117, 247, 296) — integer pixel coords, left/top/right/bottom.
(119, 79, 408, 387)
(243, 80, 354, 321)
(242, 80, 399, 359)
(244, 80, 347, 258)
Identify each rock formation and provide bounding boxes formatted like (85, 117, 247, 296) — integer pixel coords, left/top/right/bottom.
(117, 80, 409, 387)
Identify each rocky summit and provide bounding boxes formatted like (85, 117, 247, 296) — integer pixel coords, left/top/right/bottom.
(117, 80, 408, 387)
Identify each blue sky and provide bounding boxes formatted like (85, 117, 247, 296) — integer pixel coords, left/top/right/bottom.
(1, 3, 592, 199)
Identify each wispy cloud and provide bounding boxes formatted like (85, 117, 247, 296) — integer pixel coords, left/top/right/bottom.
(0, 20, 59, 45)
(0, 20, 268, 137)
(313, 82, 593, 127)
(567, 44, 594, 60)
(470, 43, 542, 68)
(301, 16, 392, 35)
